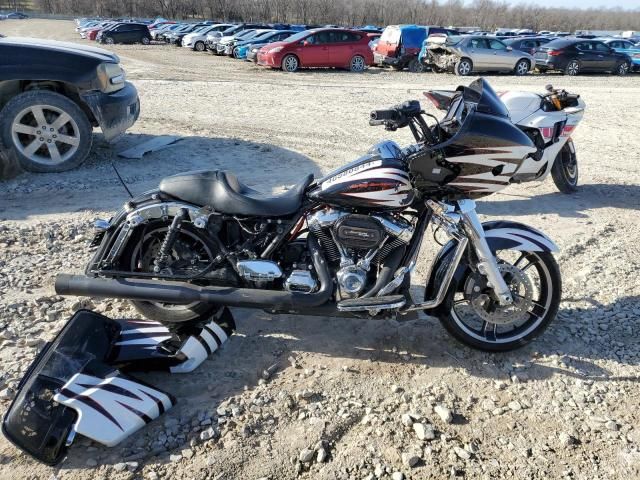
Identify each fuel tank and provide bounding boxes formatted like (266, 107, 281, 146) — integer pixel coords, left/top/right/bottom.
(308, 141, 414, 210)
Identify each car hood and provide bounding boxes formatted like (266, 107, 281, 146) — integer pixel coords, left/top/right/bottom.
(0, 37, 119, 63)
(259, 40, 287, 51)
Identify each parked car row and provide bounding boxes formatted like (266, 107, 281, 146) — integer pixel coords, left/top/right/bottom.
(73, 17, 640, 76)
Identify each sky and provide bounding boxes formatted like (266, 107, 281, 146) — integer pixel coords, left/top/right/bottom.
(505, 0, 640, 9)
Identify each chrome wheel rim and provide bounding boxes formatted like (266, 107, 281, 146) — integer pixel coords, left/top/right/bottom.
(105, 37, 114, 44)
(450, 251, 553, 344)
(11, 105, 80, 166)
(516, 61, 529, 75)
(459, 61, 471, 75)
(351, 56, 365, 71)
(283, 56, 298, 71)
(568, 61, 579, 75)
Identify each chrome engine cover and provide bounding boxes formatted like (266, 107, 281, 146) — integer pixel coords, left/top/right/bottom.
(336, 265, 367, 297)
(284, 270, 317, 293)
(236, 260, 283, 281)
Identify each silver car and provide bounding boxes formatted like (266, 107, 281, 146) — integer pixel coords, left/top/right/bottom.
(426, 35, 534, 76)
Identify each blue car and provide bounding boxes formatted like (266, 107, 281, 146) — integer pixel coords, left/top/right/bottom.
(599, 38, 640, 71)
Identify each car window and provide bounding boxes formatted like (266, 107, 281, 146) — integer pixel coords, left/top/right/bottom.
(522, 40, 536, 48)
(314, 31, 331, 44)
(380, 27, 400, 43)
(593, 42, 610, 52)
(576, 42, 592, 51)
(470, 38, 488, 49)
(489, 39, 506, 50)
(330, 31, 360, 43)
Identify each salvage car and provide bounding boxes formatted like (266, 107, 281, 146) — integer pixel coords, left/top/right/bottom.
(373, 24, 427, 72)
(599, 38, 640, 71)
(97, 22, 151, 45)
(0, 37, 139, 172)
(424, 35, 534, 75)
(502, 36, 555, 56)
(257, 28, 373, 72)
(535, 38, 631, 75)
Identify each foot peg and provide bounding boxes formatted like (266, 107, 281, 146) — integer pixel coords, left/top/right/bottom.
(337, 294, 406, 312)
(2, 308, 234, 465)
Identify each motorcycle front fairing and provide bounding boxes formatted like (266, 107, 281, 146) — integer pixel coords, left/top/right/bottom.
(3, 309, 234, 465)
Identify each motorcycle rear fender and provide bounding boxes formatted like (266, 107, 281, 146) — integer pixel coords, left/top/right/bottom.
(424, 220, 558, 312)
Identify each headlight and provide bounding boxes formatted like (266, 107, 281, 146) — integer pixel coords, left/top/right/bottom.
(96, 62, 126, 93)
(268, 46, 283, 54)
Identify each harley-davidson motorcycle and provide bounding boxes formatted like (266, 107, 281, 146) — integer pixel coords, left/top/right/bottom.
(426, 83, 585, 193)
(3, 78, 562, 464)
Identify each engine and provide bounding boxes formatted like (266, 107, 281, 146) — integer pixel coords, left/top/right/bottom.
(307, 208, 413, 298)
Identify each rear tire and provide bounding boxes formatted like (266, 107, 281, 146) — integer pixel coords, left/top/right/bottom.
(565, 59, 580, 76)
(455, 58, 473, 76)
(141, 36, 150, 45)
(349, 54, 366, 72)
(194, 41, 205, 52)
(514, 59, 530, 76)
(551, 142, 578, 193)
(408, 58, 425, 73)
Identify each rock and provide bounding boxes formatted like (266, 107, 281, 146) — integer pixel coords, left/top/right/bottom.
(454, 446, 472, 460)
(559, 432, 578, 447)
(169, 454, 182, 462)
(391, 384, 401, 394)
(401, 413, 415, 427)
(200, 426, 219, 441)
(605, 420, 619, 431)
(299, 448, 315, 463)
(434, 405, 453, 424)
(402, 452, 420, 467)
(182, 449, 194, 459)
(508, 400, 522, 412)
(413, 422, 436, 441)
(391, 472, 405, 480)
(316, 447, 328, 463)
(146, 472, 159, 480)
(0, 388, 15, 401)
(113, 462, 127, 472)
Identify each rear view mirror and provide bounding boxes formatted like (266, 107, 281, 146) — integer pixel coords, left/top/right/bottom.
(506, 46, 513, 51)
(302, 40, 310, 46)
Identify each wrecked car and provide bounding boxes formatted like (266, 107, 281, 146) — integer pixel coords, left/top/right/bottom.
(0, 37, 139, 173)
(423, 35, 534, 76)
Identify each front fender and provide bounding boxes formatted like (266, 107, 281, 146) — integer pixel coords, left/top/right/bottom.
(423, 220, 558, 312)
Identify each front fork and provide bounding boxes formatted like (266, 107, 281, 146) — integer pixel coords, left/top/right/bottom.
(430, 199, 513, 306)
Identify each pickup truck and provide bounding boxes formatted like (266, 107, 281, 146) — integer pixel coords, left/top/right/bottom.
(0, 37, 139, 173)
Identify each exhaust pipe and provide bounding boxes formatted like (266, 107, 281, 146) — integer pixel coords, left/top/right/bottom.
(55, 236, 332, 310)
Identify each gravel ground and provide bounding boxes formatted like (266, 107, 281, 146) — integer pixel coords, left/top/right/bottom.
(0, 20, 639, 480)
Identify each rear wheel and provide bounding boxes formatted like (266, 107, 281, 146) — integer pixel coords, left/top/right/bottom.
(349, 55, 366, 72)
(437, 250, 561, 352)
(455, 58, 473, 76)
(408, 58, 425, 73)
(550, 142, 578, 193)
(141, 36, 150, 45)
(120, 221, 221, 323)
(616, 61, 630, 75)
(194, 41, 205, 52)
(565, 60, 580, 76)
(282, 54, 299, 72)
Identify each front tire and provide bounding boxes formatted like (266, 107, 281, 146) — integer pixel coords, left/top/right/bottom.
(551, 142, 578, 193)
(194, 41, 205, 52)
(436, 251, 561, 352)
(282, 54, 299, 72)
(514, 59, 530, 76)
(455, 58, 473, 76)
(0, 90, 92, 173)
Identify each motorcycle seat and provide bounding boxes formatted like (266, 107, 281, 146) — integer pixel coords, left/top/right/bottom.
(159, 170, 313, 217)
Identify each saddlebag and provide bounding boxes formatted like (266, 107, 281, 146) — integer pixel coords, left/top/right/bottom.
(2, 308, 234, 465)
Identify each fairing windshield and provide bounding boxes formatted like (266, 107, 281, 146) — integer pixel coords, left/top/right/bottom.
(461, 78, 510, 118)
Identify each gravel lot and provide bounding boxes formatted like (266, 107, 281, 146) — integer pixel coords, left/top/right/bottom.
(0, 19, 639, 480)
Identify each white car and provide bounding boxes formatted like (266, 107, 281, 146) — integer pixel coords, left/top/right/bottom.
(182, 23, 232, 51)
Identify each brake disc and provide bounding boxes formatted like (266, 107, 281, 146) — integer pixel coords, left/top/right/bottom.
(466, 263, 534, 325)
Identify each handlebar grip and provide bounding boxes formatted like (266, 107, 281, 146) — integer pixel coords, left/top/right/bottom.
(370, 109, 399, 121)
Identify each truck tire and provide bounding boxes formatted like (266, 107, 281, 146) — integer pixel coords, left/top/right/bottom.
(0, 90, 92, 173)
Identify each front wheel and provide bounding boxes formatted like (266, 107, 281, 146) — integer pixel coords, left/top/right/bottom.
(194, 41, 205, 52)
(616, 61, 630, 76)
(408, 58, 425, 73)
(437, 250, 561, 352)
(281, 54, 299, 72)
(455, 58, 473, 76)
(551, 142, 578, 193)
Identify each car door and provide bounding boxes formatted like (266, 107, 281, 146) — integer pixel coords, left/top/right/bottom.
(574, 42, 599, 70)
(466, 37, 491, 69)
(328, 31, 359, 66)
(593, 41, 618, 70)
(487, 38, 513, 70)
(296, 32, 330, 66)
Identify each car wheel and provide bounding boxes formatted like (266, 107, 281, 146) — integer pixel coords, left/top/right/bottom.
(455, 58, 473, 76)
(141, 36, 150, 45)
(565, 60, 580, 76)
(349, 55, 366, 72)
(195, 41, 205, 52)
(282, 54, 299, 72)
(408, 58, 425, 73)
(233, 47, 241, 59)
(514, 59, 530, 76)
(0, 90, 92, 173)
(616, 61, 630, 75)
(105, 36, 115, 45)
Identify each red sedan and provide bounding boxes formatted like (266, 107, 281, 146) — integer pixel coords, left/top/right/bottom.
(257, 28, 373, 72)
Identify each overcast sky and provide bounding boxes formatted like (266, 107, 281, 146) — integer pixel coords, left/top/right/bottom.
(505, 0, 640, 9)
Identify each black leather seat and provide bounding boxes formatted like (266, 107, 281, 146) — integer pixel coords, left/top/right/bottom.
(159, 170, 313, 216)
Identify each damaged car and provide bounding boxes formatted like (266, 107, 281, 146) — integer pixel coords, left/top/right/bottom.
(0, 37, 139, 173)
(424, 35, 534, 76)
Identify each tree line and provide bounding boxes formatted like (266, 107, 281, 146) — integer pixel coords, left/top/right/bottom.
(9, 0, 640, 32)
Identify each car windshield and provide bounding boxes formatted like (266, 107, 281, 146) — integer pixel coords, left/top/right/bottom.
(279, 30, 314, 43)
(444, 35, 464, 45)
(462, 78, 510, 118)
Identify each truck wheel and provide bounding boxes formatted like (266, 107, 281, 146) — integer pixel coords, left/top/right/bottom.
(0, 91, 92, 173)
(455, 58, 473, 76)
(408, 58, 425, 73)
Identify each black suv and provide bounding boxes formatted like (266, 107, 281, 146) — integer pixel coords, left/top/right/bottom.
(0, 37, 139, 173)
(535, 38, 631, 75)
(97, 22, 151, 45)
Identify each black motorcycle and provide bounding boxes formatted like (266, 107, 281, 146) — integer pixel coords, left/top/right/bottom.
(57, 78, 561, 353)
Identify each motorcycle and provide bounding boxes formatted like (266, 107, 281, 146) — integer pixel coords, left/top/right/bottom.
(425, 84, 585, 193)
(3, 78, 563, 464)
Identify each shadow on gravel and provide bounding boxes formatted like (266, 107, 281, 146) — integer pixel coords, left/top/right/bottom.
(478, 183, 640, 218)
(0, 133, 321, 220)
